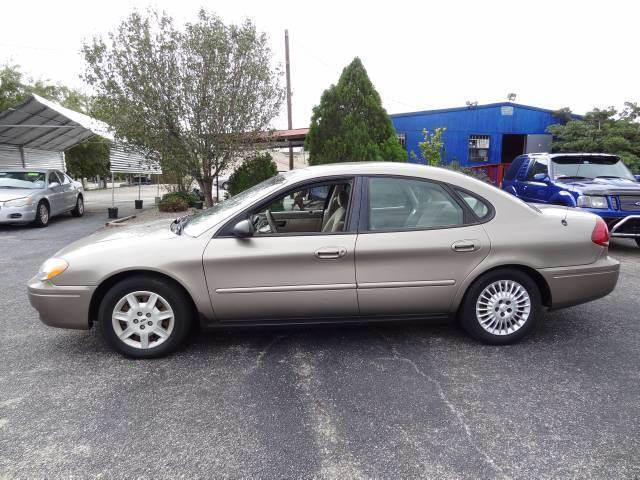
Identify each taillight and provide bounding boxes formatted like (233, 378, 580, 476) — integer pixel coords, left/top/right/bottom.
(591, 217, 610, 247)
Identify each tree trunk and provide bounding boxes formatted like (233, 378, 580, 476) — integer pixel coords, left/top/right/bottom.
(201, 177, 214, 207)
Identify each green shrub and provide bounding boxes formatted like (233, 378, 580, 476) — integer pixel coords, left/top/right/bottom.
(158, 196, 188, 212)
(228, 153, 278, 196)
(162, 191, 199, 206)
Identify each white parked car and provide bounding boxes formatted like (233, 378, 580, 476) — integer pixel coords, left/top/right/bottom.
(0, 168, 84, 227)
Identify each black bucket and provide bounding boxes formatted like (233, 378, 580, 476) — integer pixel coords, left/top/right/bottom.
(134, 199, 143, 209)
(108, 207, 118, 219)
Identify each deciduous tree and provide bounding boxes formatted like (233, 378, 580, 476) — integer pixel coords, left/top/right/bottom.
(82, 9, 284, 206)
(548, 105, 640, 173)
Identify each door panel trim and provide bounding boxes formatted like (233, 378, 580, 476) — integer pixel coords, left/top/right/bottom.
(216, 283, 357, 294)
(358, 279, 455, 289)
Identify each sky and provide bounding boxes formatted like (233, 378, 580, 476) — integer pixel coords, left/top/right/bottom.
(1, 0, 638, 129)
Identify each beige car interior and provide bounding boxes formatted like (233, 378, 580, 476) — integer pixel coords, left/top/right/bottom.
(252, 181, 352, 234)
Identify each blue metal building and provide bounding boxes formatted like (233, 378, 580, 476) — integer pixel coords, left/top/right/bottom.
(390, 102, 577, 168)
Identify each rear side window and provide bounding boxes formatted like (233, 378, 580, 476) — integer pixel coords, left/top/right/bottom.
(455, 189, 490, 219)
(367, 177, 464, 230)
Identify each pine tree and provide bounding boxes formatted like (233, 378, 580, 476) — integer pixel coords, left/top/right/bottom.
(305, 58, 407, 165)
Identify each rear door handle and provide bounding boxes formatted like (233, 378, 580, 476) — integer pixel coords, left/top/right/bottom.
(451, 240, 478, 252)
(315, 247, 347, 259)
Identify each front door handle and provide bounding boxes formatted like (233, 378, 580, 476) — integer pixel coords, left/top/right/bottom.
(315, 247, 347, 259)
(451, 240, 478, 252)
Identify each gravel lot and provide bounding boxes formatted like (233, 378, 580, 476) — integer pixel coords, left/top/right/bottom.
(0, 206, 639, 479)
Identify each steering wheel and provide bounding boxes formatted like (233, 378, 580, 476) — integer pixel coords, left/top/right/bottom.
(265, 209, 278, 233)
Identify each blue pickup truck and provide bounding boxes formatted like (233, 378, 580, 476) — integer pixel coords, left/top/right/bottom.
(502, 153, 640, 247)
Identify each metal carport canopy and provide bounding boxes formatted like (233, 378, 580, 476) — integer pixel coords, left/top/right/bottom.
(0, 94, 114, 151)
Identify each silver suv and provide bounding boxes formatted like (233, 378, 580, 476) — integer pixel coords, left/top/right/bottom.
(0, 168, 84, 227)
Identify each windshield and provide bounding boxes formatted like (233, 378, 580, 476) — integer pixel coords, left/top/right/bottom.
(0, 171, 47, 189)
(182, 173, 290, 237)
(551, 156, 635, 181)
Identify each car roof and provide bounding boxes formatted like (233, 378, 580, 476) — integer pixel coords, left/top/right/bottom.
(527, 152, 620, 159)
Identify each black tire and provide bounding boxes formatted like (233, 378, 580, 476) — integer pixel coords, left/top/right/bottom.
(71, 195, 84, 217)
(458, 268, 541, 345)
(635, 238, 640, 248)
(221, 181, 229, 190)
(99, 275, 193, 358)
(33, 201, 50, 227)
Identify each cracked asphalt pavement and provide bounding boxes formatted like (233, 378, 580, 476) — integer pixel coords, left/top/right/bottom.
(1, 206, 639, 479)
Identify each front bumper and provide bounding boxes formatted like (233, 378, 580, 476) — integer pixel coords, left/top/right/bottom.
(606, 215, 640, 238)
(0, 204, 37, 224)
(539, 255, 620, 310)
(27, 276, 95, 330)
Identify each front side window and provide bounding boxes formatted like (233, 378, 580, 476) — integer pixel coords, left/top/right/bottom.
(367, 177, 464, 230)
(183, 173, 289, 237)
(526, 160, 549, 181)
(251, 181, 352, 235)
(49, 172, 64, 186)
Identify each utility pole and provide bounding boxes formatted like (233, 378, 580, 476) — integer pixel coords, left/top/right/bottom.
(285, 29, 293, 170)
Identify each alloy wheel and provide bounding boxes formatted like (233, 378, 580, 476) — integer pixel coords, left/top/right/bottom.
(475, 280, 531, 336)
(112, 291, 175, 349)
(39, 204, 49, 224)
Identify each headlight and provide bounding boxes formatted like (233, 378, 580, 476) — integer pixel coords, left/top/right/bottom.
(4, 196, 34, 208)
(577, 195, 608, 209)
(38, 258, 69, 281)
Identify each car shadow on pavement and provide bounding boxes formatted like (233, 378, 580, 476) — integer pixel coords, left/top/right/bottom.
(44, 310, 591, 362)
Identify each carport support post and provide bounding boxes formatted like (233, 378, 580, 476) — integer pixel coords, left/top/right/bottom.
(111, 172, 115, 208)
(138, 175, 141, 200)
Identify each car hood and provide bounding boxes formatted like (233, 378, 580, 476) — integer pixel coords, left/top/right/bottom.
(556, 177, 640, 195)
(0, 188, 38, 201)
(55, 218, 178, 257)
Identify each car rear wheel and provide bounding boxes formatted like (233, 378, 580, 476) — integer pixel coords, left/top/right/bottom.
(33, 201, 50, 227)
(459, 268, 540, 345)
(71, 195, 84, 217)
(99, 275, 192, 358)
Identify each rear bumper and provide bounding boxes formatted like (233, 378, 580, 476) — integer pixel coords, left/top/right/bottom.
(27, 276, 94, 330)
(539, 256, 620, 310)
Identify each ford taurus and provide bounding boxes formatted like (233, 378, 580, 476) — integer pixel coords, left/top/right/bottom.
(28, 163, 620, 358)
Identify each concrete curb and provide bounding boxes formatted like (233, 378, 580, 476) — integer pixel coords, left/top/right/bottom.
(105, 215, 136, 227)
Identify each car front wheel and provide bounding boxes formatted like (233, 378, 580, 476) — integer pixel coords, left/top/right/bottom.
(459, 268, 540, 345)
(99, 275, 192, 358)
(33, 201, 50, 227)
(71, 195, 84, 217)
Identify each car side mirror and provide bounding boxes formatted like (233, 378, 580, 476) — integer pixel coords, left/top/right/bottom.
(49, 181, 60, 188)
(532, 173, 550, 183)
(232, 219, 254, 238)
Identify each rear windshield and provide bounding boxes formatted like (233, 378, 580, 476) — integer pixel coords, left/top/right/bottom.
(551, 156, 635, 181)
(0, 171, 47, 189)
